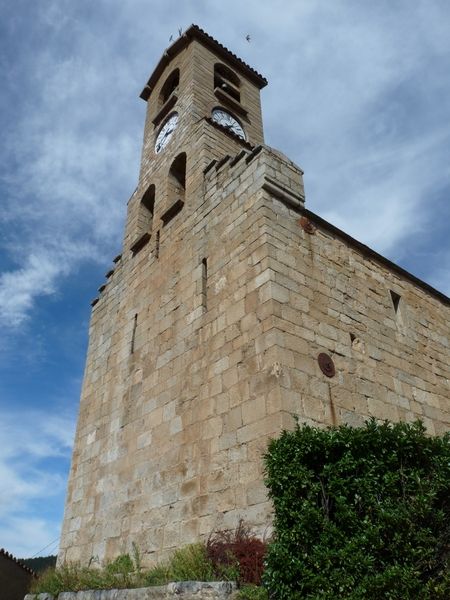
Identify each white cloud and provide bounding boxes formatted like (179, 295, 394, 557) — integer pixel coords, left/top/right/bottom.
(0, 254, 62, 327)
(255, 2, 450, 285)
(1, 1, 449, 331)
(0, 6, 143, 329)
(0, 517, 61, 560)
(0, 409, 75, 556)
(317, 127, 450, 253)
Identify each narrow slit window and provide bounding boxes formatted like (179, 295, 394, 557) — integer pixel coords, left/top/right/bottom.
(390, 290, 401, 313)
(201, 257, 208, 309)
(155, 230, 160, 259)
(131, 314, 138, 354)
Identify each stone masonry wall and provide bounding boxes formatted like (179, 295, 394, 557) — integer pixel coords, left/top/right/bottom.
(59, 140, 449, 569)
(58, 143, 303, 566)
(59, 33, 269, 566)
(262, 188, 449, 435)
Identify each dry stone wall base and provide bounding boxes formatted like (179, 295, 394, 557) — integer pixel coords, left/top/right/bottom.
(25, 581, 237, 600)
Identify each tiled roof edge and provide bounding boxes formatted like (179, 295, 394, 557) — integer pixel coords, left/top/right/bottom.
(140, 24, 268, 100)
(0, 548, 37, 576)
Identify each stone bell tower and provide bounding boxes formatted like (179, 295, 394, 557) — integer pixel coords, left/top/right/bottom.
(60, 24, 450, 568)
(59, 25, 305, 566)
(125, 24, 266, 258)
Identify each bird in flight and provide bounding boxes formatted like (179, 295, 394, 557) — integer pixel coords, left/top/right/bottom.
(245, 34, 251, 42)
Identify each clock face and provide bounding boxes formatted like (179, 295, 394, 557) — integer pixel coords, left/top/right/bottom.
(211, 108, 246, 140)
(155, 113, 179, 153)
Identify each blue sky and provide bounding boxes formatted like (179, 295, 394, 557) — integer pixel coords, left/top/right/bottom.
(0, 1, 449, 558)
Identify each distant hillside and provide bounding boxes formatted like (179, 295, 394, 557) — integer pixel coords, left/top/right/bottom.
(19, 555, 57, 573)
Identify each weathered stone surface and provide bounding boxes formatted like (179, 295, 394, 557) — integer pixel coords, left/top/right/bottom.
(26, 582, 237, 600)
(59, 26, 450, 568)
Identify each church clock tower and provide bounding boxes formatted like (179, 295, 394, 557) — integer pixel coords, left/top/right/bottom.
(59, 25, 305, 565)
(59, 24, 450, 568)
(124, 25, 266, 260)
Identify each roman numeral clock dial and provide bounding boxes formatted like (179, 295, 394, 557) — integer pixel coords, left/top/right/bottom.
(211, 108, 246, 140)
(155, 113, 179, 153)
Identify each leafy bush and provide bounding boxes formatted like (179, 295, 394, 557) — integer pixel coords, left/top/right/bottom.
(31, 563, 115, 595)
(143, 562, 172, 586)
(144, 541, 237, 584)
(237, 584, 269, 600)
(30, 552, 143, 595)
(166, 543, 215, 582)
(263, 419, 450, 599)
(104, 551, 138, 588)
(207, 520, 267, 584)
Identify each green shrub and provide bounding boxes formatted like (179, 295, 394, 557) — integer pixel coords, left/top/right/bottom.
(237, 584, 269, 600)
(144, 542, 218, 585)
(105, 552, 134, 575)
(263, 419, 450, 599)
(169, 543, 216, 581)
(30, 562, 120, 594)
(30, 552, 145, 594)
(31, 543, 226, 594)
(104, 552, 136, 587)
(144, 562, 172, 586)
(132, 541, 142, 574)
(31, 535, 264, 595)
(144, 540, 245, 585)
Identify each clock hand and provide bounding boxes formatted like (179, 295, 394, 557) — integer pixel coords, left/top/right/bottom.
(163, 125, 174, 138)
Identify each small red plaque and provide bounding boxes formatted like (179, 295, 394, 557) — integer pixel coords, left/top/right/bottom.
(298, 216, 316, 234)
(318, 353, 335, 377)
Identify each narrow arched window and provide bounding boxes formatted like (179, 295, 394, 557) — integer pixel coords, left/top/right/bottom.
(159, 69, 179, 108)
(138, 184, 155, 233)
(168, 153, 186, 204)
(214, 63, 240, 103)
(162, 153, 186, 226)
(130, 184, 155, 255)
